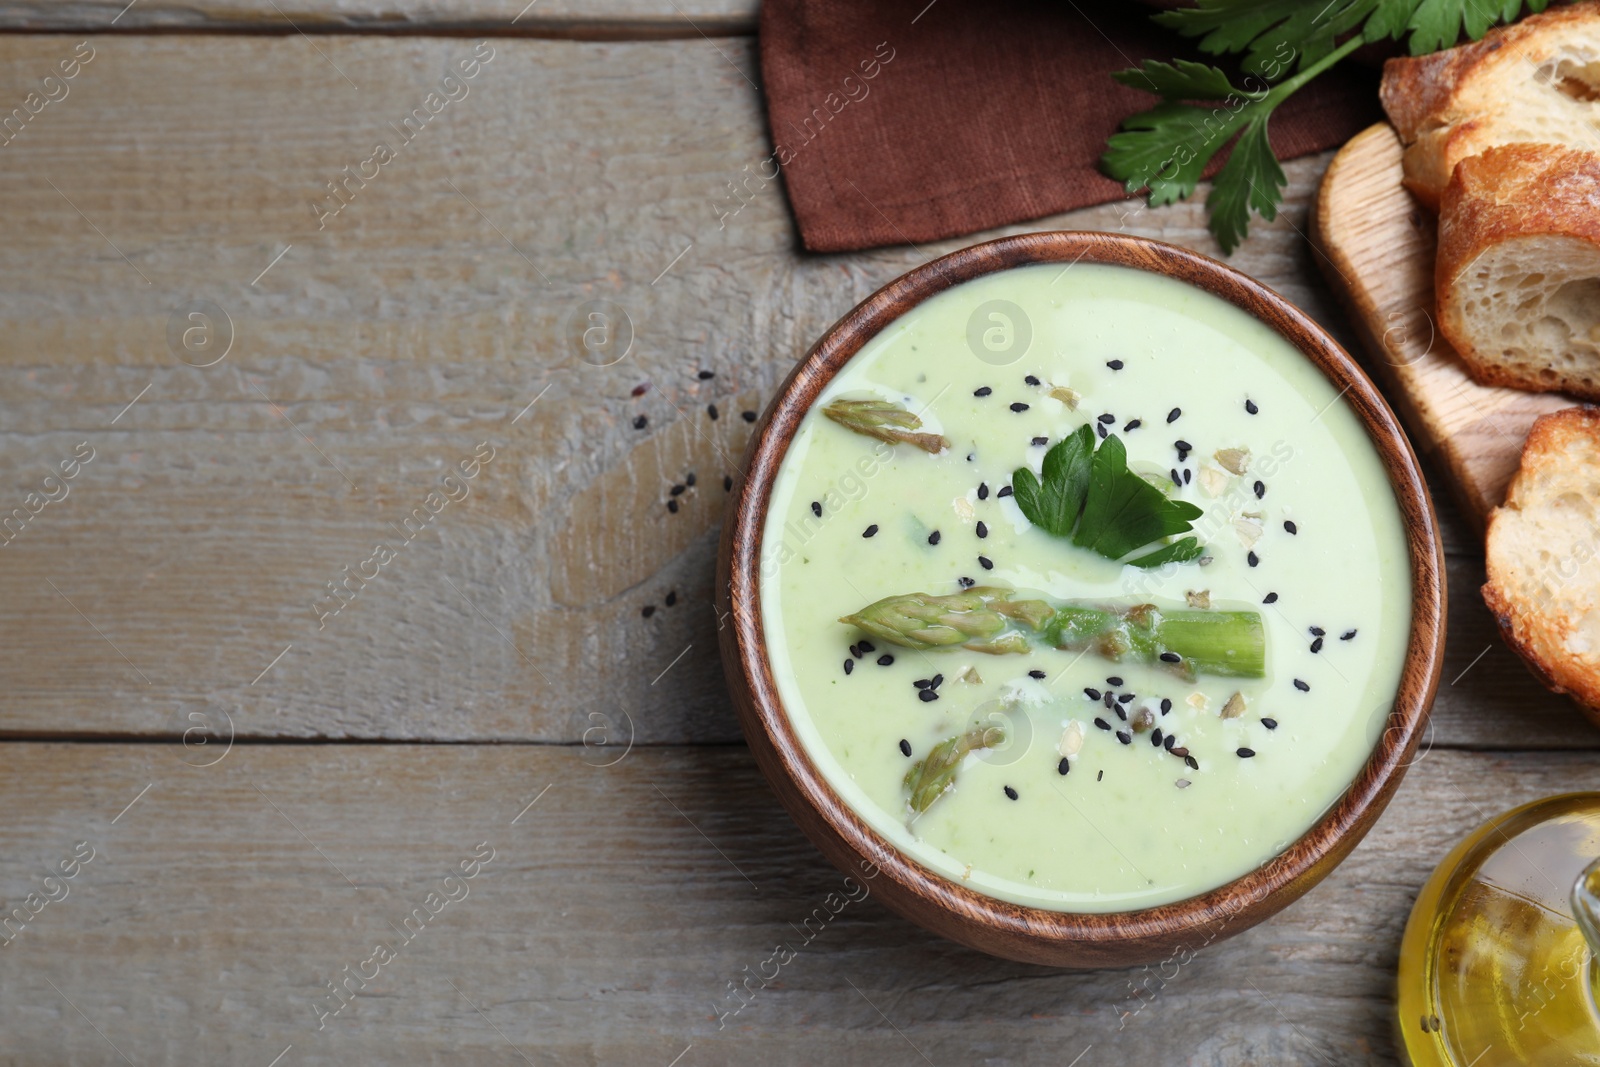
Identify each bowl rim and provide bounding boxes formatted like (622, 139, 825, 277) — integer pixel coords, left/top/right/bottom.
(720, 230, 1445, 951)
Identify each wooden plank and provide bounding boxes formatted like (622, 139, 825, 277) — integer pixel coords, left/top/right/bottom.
(0, 742, 1591, 1064)
(0, 0, 758, 36)
(1312, 122, 1571, 530)
(0, 34, 1580, 745)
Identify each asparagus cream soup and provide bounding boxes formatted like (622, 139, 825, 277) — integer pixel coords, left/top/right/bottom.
(760, 263, 1411, 912)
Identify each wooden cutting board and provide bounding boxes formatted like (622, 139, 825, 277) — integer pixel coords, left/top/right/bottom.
(1311, 122, 1572, 534)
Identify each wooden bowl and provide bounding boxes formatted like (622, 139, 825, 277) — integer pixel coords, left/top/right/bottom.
(714, 231, 1446, 968)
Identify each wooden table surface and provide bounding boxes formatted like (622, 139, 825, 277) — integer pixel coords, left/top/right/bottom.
(0, 5, 1593, 1065)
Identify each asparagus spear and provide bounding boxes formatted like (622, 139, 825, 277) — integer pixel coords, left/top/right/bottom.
(904, 726, 1006, 814)
(841, 586, 1265, 678)
(822, 398, 948, 455)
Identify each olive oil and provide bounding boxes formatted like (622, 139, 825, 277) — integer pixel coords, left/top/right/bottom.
(1398, 794, 1600, 1066)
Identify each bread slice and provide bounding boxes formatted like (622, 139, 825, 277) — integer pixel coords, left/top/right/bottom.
(1484, 406, 1600, 719)
(1380, 3, 1600, 209)
(1436, 143, 1600, 400)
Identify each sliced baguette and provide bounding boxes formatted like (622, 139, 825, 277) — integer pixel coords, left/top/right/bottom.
(1380, 2, 1600, 209)
(1436, 143, 1600, 400)
(1484, 406, 1600, 719)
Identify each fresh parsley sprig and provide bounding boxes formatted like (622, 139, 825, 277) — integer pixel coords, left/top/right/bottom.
(1101, 0, 1551, 253)
(1011, 424, 1205, 568)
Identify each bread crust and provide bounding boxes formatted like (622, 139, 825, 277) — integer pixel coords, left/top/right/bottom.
(1380, 2, 1600, 204)
(1436, 143, 1600, 399)
(1483, 406, 1600, 723)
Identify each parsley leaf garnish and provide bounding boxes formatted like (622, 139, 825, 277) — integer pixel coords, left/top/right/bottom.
(1102, 0, 1550, 254)
(1011, 425, 1205, 568)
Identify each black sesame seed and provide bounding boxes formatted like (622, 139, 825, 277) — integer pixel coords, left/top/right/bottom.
(1098, 770, 1104, 781)
(1311, 637, 1324, 653)
(1106, 676, 1124, 687)
(1310, 626, 1325, 636)
(698, 370, 715, 380)
(899, 739, 912, 757)
(1247, 551, 1259, 568)
(1094, 718, 1111, 731)
(1031, 436, 1048, 446)
(685, 472, 696, 487)
(1028, 669, 1046, 680)
(863, 524, 879, 538)
(1160, 652, 1181, 663)
(997, 485, 1014, 498)
(642, 605, 656, 618)
(1116, 692, 1134, 704)
(1171, 468, 1183, 488)
(1114, 705, 1127, 721)
(723, 475, 733, 491)
(708, 404, 719, 420)
(976, 521, 989, 539)
(1170, 746, 1188, 758)
(741, 410, 757, 423)
(978, 556, 994, 570)
(977, 482, 990, 500)
(667, 499, 679, 513)
(1164, 734, 1176, 750)
(957, 576, 976, 588)
(843, 659, 854, 674)
(1117, 730, 1132, 745)
(1245, 399, 1258, 414)
(928, 530, 941, 545)
(1103, 692, 1115, 709)
(1237, 747, 1256, 758)
(1184, 755, 1199, 770)
(974, 386, 993, 397)
(1124, 419, 1141, 432)
(1024, 374, 1041, 386)
(1253, 480, 1265, 499)
(849, 644, 860, 659)
(1097, 413, 1116, 424)
(1167, 407, 1182, 423)
(665, 590, 677, 607)
(1294, 679, 1310, 692)
(1057, 757, 1070, 775)
(1174, 440, 1192, 453)
(1004, 785, 1019, 800)
(858, 641, 874, 653)
(1151, 728, 1163, 747)
(930, 673, 943, 689)
(671, 484, 685, 496)
(1160, 698, 1172, 714)
(1263, 592, 1279, 604)
(810, 500, 822, 517)
(1341, 629, 1358, 641)
(633, 415, 648, 429)
(1084, 687, 1102, 700)
(1183, 468, 1192, 485)
(1096, 423, 1108, 439)
(1262, 718, 1278, 730)
(878, 654, 894, 666)
(913, 678, 931, 690)
(1107, 359, 1124, 370)
(1010, 402, 1030, 413)
(918, 689, 938, 702)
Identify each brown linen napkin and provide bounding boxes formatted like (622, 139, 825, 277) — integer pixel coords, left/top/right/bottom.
(758, 0, 1384, 253)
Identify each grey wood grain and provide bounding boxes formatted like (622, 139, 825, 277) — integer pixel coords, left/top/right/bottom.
(0, 34, 1581, 748)
(0, 0, 757, 34)
(0, 742, 1593, 1065)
